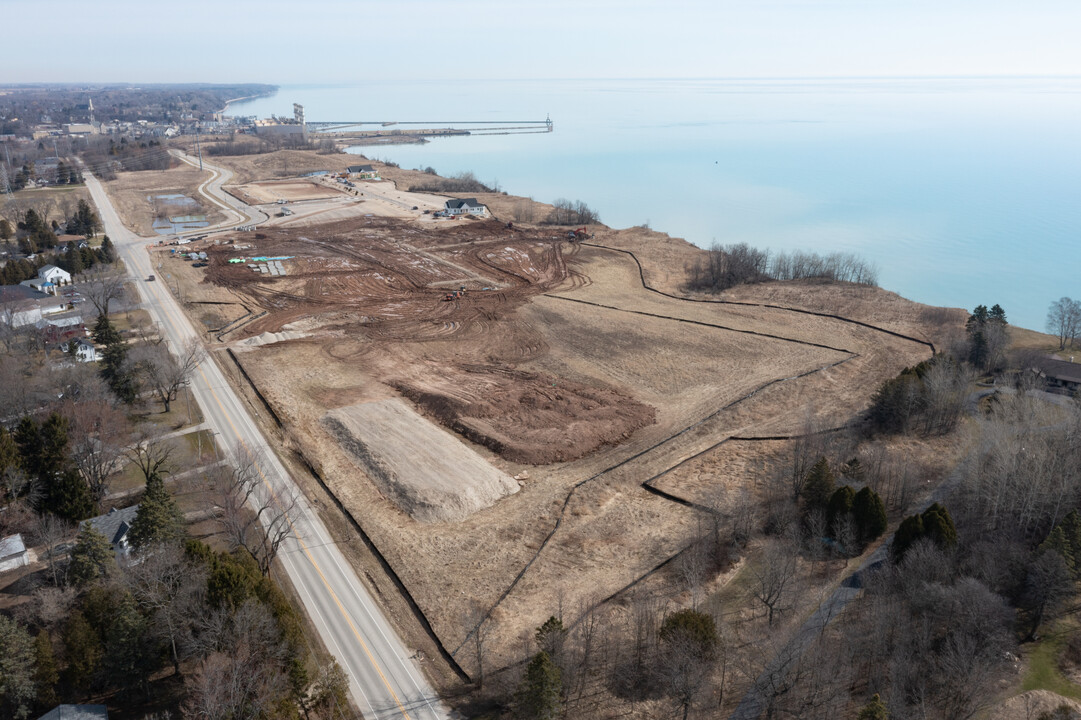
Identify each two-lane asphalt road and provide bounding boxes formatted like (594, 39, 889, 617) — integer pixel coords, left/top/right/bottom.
(84, 170, 448, 720)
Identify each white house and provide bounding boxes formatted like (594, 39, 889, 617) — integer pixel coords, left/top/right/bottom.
(20, 277, 57, 295)
(0, 534, 30, 573)
(1, 285, 68, 327)
(444, 198, 488, 217)
(38, 705, 110, 720)
(347, 164, 380, 179)
(61, 338, 99, 362)
(38, 264, 72, 286)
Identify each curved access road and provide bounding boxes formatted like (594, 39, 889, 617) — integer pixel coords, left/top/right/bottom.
(169, 149, 268, 232)
(84, 168, 448, 720)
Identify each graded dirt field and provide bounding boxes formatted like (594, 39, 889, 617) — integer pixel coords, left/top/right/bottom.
(233, 179, 344, 204)
(324, 398, 520, 522)
(168, 206, 948, 677)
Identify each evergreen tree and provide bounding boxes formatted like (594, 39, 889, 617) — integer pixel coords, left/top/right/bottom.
(891, 515, 925, 563)
(32, 631, 59, 710)
(0, 219, 11, 240)
(659, 608, 718, 658)
(840, 457, 865, 481)
(801, 457, 835, 511)
(852, 486, 888, 544)
(516, 651, 562, 720)
(1041, 525, 1076, 575)
(69, 523, 116, 586)
(0, 616, 36, 720)
(921, 503, 957, 549)
(99, 236, 115, 263)
(1062, 511, 1081, 571)
(826, 485, 856, 535)
(128, 473, 185, 550)
(49, 469, 93, 522)
(92, 313, 122, 346)
(62, 611, 102, 697)
(858, 693, 889, 720)
(534, 615, 567, 664)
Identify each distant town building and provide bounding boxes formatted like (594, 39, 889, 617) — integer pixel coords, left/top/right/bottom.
(347, 164, 380, 179)
(20, 277, 58, 295)
(64, 123, 97, 136)
(443, 198, 488, 217)
(253, 118, 307, 140)
(85, 506, 140, 559)
(0, 534, 29, 573)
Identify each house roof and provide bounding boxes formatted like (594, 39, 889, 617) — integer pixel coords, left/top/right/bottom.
(348, 164, 374, 173)
(0, 534, 26, 560)
(85, 506, 139, 547)
(1, 285, 52, 303)
(40, 264, 65, 274)
(37, 705, 110, 720)
(445, 198, 483, 209)
(1036, 357, 1081, 385)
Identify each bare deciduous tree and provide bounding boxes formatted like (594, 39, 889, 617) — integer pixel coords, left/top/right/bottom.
(64, 398, 130, 502)
(1047, 297, 1081, 350)
(210, 445, 297, 576)
(749, 539, 799, 626)
(135, 338, 204, 413)
(83, 264, 127, 317)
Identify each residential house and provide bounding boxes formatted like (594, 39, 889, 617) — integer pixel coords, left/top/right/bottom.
(20, 277, 58, 295)
(38, 705, 110, 720)
(85, 506, 140, 559)
(0, 285, 69, 327)
(1034, 356, 1081, 395)
(347, 164, 380, 179)
(60, 337, 99, 362)
(443, 198, 488, 217)
(39, 264, 72, 286)
(0, 534, 29, 572)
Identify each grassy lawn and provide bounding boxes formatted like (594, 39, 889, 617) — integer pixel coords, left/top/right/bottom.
(107, 427, 217, 498)
(134, 386, 205, 430)
(110, 308, 153, 334)
(1022, 619, 1081, 700)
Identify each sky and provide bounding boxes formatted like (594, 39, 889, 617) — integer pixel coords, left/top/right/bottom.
(3, 0, 1081, 83)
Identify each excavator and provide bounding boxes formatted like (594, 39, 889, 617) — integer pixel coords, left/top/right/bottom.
(566, 227, 593, 242)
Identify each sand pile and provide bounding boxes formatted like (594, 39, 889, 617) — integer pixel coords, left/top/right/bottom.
(324, 398, 519, 523)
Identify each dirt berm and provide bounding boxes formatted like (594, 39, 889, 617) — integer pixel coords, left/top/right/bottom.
(323, 399, 520, 523)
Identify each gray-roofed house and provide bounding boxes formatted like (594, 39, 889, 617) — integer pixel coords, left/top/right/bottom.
(37, 704, 110, 720)
(60, 338, 99, 363)
(347, 164, 379, 179)
(0, 534, 30, 572)
(0, 285, 69, 327)
(1034, 357, 1081, 395)
(443, 198, 488, 217)
(85, 506, 140, 558)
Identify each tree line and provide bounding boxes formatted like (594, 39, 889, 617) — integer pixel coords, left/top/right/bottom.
(687, 242, 879, 292)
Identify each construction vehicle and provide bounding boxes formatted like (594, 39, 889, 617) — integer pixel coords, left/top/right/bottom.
(566, 227, 593, 241)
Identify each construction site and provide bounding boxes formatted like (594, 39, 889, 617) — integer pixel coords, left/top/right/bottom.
(144, 159, 955, 700)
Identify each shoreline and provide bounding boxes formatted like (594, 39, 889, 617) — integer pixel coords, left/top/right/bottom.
(220, 87, 278, 114)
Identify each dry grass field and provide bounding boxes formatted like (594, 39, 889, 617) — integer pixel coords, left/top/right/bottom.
(157, 194, 949, 677)
(102, 165, 226, 235)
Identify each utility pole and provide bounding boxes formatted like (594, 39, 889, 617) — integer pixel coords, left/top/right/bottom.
(194, 127, 203, 171)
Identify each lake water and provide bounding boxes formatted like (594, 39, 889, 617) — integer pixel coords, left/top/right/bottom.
(230, 79, 1081, 331)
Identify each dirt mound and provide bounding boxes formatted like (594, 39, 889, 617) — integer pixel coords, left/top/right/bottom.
(324, 399, 519, 523)
(985, 690, 1081, 720)
(392, 365, 656, 465)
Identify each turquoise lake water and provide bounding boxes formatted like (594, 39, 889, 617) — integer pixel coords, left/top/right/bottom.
(231, 79, 1081, 331)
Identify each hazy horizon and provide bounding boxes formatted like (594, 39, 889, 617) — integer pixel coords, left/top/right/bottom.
(4, 1, 1081, 84)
